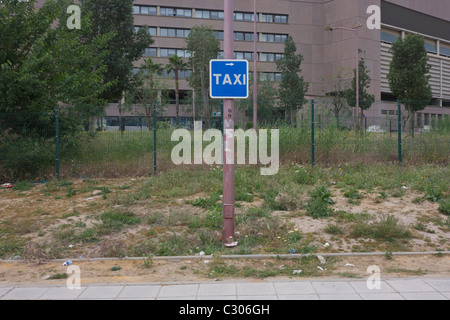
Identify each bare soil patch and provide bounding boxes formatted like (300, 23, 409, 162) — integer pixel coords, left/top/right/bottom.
(0, 176, 449, 284)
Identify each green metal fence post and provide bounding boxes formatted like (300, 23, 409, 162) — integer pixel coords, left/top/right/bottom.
(311, 99, 315, 166)
(398, 101, 402, 163)
(153, 101, 157, 175)
(55, 105, 60, 179)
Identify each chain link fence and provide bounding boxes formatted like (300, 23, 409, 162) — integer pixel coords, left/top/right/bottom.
(1, 100, 449, 182)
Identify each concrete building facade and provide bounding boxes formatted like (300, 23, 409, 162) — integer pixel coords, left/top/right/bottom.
(38, 0, 449, 130)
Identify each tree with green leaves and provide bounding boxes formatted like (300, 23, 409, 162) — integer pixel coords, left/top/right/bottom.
(237, 73, 279, 125)
(319, 66, 352, 127)
(124, 58, 166, 131)
(185, 25, 220, 128)
(345, 50, 375, 130)
(387, 34, 432, 137)
(0, 0, 113, 177)
(166, 55, 188, 127)
(80, 0, 153, 132)
(345, 53, 375, 131)
(276, 36, 309, 126)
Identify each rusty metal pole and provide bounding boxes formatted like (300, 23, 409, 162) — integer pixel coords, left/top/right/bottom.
(222, 0, 235, 246)
(253, 0, 257, 131)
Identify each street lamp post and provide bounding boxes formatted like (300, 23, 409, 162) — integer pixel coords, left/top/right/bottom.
(326, 23, 362, 131)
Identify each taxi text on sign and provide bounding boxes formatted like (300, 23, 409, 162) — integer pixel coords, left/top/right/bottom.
(209, 59, 249, 99)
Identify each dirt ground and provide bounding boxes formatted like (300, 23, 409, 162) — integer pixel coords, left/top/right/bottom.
(0, 177, 449, 285)
(0, 255, 449, 286)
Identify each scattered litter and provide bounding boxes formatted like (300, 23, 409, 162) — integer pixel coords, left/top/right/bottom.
(289, 248, 297, 253)
(317, 255, 326, 264)
(85, 197, 95, 201)
(293, 270, 302, 275)
(317, 266, 326, 271)
(11, 255, 21, 260)
(1, 183, 12, 189)
(68, 245, 74, 248)
(279, 265, 286, 270)
(345, 263, 355, 267)
(224, 241, 238, 248)
(198, 251, 205, 256)
(204, 260, 210, 264)
(63, 260, 72, 266)
(402, 186, 408, 190)
(323, 242, 330, 248)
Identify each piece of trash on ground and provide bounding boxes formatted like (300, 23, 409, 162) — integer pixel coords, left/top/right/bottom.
(293, 270, 302, 275)
(224, 241, 238, 247)
(317, 266, 326, 271)
(317, 255, 326, 264)
(63, 260, 72, 266)
(345, 263, 355, 267)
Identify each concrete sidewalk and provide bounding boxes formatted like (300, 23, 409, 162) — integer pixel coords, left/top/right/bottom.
(1, 277, 449, 300)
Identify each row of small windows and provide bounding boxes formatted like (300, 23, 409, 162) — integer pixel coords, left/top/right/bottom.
(143, 47, 283, 62)
(381, 30, 450, 57)
(132, 5, 288, 23)
(136, 26, 288, 43)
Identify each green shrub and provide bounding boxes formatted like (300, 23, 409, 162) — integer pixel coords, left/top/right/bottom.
(100, 210, 141, 231)
(306, 186, 334, 219)
(438, 198, 450, 215)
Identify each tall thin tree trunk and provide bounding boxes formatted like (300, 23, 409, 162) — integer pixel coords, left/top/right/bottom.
(175, 69, 180, 127)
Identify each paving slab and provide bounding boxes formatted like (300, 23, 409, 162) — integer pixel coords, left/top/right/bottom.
(197, 283, 236, 297)
(2, 287, 48, 300)
(78, 285, 124, 299)
(236, 282, 276, 296)
(359, 292, 405, 300)
(0, 287, 13, 298)
(400, 292, 448, 300)
(277, 294, 319, 300)
(386, 279, 436, 293)
(274, 281, 316, 295)
(311, 281, 356, 294)
(349, 280, 396, 293)
(423, 279, 450, 292)
(118, 285, 161, 299)
(318, 293, 362, 300)
(39, 286, 86, 300)
(158, 284, 198, 298)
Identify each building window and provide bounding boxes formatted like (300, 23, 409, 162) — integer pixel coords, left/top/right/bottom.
(261, 33, 287, 43)
(234, 12, 256, 22)
(143, 48, 157, 57)
(136, 26, 157, 36)
(260, 72, 282, 82)
(195, 9, 223, 19)
(260, 53, 284, 62)
(137, 6, 157, 15)
(424, 39, 437, 54)
(160, 7, 192, 17)
(160, 48, 190, 58)
(441, 43, 450, 57)
(381, 30, 399, 43)
(160, 28, 190, 38)
(261, 14, 288, 23)
(214, 31, 224, 40)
